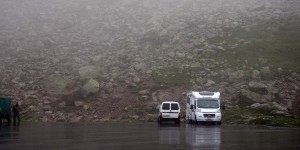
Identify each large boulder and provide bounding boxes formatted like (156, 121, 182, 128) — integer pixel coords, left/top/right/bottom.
(79, 66, 100, 79)
(133, 63, 145, 71)
(248, 81, 268, 95)
(239, 89, 267, 105)
(44, 75, 77, 94)
(250, 102, 288, 114)
(292, 93, 300, 116)
(250, 103, 272, 112)
(82, 79, 100, 95)
(260, 66, 272, 78)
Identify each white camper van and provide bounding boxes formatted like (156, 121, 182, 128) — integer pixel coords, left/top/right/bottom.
(186, 91, 221, 125)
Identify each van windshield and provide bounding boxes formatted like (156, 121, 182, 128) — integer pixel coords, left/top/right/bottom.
(197, 99, 219, 108)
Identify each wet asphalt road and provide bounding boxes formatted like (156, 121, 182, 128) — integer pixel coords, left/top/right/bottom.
(0, 123, 300, 150)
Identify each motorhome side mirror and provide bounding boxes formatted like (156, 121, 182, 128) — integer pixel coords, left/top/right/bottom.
(190, 105, 194, 109)
(221, 104, 225, 110)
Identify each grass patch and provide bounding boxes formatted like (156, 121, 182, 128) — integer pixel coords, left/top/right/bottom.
(249, 116, 300, 127)
(223, 107, 300, 127)
(222, 107, 262, 124)
(152, 67, 192, 88)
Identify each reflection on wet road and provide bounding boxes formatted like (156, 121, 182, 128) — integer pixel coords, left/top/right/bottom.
(0, 123, 300, 150)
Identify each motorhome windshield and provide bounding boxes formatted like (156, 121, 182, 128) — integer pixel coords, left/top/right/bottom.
(197, 99, 219, 108)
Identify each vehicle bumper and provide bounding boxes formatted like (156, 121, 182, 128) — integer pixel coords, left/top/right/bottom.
(195, 112, 221, 122)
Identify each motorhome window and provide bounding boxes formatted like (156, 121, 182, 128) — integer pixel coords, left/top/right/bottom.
(197, 99, 219, 108)
(171, 103, 179, 110)
(162, 103, 170, 110)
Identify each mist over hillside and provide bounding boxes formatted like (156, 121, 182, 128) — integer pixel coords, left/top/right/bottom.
(0, 0, 299, 123)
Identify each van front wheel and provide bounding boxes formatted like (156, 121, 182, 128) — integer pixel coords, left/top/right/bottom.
(194, 115, 198, 124)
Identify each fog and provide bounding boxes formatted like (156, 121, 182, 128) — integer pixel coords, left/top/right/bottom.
(0, 0, 299, 122)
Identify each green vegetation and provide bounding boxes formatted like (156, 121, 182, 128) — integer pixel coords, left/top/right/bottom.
(223, 107, 262, 124)
(223, 107, 300, 127)
(210, 16, 300, 75)
(153, 17, 300, 88)
(249, 116, 300, 127)
(152, 67, 192, 88)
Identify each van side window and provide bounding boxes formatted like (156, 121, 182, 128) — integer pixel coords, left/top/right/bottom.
(162, 103, 170, 110)
(171, 103, 179, 110)
(187, 97, 190, 104)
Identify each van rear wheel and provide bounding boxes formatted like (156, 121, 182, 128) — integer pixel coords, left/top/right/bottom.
(158, 117, 162, 124)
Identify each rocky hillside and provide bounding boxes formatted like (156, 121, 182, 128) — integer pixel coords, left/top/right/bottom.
(0, 0, 299, 123)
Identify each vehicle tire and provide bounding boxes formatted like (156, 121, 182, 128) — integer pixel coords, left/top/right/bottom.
(194, 115, 198, 125)
(188, 117, 192, 124)
(175, 118, 180, 124)
(217, 121, 221, 125)
(6, 116, 11, 126)
(158, 117, 163, 124)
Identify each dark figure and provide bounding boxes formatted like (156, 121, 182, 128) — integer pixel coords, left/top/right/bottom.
(0, 107, 2, 126)
(12, 103, 21, 126)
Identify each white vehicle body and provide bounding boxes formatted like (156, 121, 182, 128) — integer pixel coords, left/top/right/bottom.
(186, 91, 221, 125)
(158, 101, 181, 124)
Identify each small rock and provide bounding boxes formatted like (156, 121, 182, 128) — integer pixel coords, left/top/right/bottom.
(270, 110, 288, 116)
(216, 46, 225, 51)
(45, 111, 53, 115)
(261, 66, 272, 77)
(252, 70, 260, 79)
(74, 101, 84, 107)
(70, 116, 83, 123)
(134, 63, 145, 71)
(131, 115, 139, 120)
(27, 105, 37, 111)
(133, 76, 141, 83)
(152, 92, 158, 101)
(43, 105, 51, 111)
(250, 4, 265, 12)
(83, 105, 89, 110)
(138, 89, 149, 95)
(176, 52, 185, 58)
(141, 96, 148, 100)
(205, 79, 215, 87)
(167, 52, 175, 58)
(216, 20, 223, 25)
(58, 101, 66, 108)
(41, 116, 48, 122)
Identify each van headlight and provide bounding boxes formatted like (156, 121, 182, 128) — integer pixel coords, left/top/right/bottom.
(217, 109, 221, 113)
(196, 109, 202, 112)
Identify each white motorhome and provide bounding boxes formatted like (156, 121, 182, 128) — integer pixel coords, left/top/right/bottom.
(186, 91, 221, 125)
